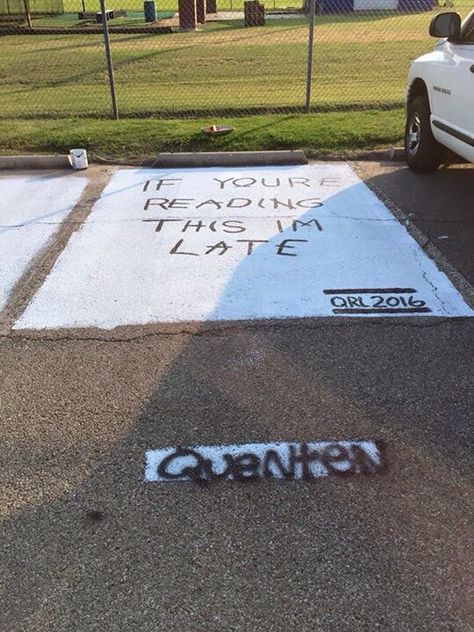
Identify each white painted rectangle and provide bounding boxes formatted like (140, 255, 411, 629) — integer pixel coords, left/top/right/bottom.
(144, 440, 385, 482)
(0, 174, 87, 313)
(14, 164, 472, 330)
(354, 0, 398, 10)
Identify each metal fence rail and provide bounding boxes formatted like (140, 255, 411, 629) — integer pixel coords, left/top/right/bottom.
(0, 0, 471, 119)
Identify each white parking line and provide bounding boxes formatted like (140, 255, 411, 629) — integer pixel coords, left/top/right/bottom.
(14, 164, 473, 330)
(0, 174, 87, 314)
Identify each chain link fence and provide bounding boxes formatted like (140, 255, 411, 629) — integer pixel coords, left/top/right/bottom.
(0, 0, 471, 119)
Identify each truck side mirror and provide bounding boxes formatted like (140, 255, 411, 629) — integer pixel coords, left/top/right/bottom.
(429, 12, 461, 40)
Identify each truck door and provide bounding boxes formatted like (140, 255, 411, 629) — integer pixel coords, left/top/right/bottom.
(431, 13, 474, 161)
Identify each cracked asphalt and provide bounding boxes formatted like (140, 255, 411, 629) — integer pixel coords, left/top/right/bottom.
(1, 161, 473, 632)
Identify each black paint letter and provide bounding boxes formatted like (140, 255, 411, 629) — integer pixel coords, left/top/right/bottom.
(213, 177, 234, 190)
(182, 220, 207, 233)
(263, 450, 294, 479)
(168, 199, 194, 209)
(276, 239, 307, 256)
(144, 198, 169, 210)
(222, 220, 246, 234)
(170, 239, 199, 256)
(155, 178, 182, 191)
(292, 219, 323, 232)
(224, 453, 260, 481)
(205, 241, 232, 255)
(296, 199, 323, 209)
(227, 198, 252, 209)
(289, 177, 311, 188)
(237, 239, 269, 255)
(195, 199, 223, 210)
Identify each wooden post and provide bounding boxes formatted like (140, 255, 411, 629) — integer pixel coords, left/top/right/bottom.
(196, 0, 205, 23)
(244, 1, 265, 26)
(178, 0, 198, 29)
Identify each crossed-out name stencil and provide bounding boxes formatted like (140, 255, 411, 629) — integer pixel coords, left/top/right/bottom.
(14, 164, 472, 330)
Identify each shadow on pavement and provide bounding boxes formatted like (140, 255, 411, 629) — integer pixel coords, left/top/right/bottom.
(1, 165, 473, 631)
(361, 163, 474, 285)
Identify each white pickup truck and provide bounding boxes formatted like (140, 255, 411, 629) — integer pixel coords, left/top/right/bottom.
(405, 8, 474, 172)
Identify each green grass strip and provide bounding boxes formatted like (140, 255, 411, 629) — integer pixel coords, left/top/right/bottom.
(0, 110, 404, 159)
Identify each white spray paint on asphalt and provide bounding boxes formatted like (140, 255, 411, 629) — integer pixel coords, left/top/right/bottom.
(14, 164, 473, 329)
(144, 440, 385, 482)
(0, 174, 87, 313)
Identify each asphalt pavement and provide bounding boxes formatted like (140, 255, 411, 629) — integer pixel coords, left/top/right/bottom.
(1, 161, 473, 632)
(356, 161, 474, 285)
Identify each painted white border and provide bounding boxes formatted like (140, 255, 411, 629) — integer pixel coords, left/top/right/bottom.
(0, 174, 87, 313)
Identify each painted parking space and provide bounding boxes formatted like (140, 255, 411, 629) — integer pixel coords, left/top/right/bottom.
(0, 173, 87, 314)
(14, 164, 472, 330)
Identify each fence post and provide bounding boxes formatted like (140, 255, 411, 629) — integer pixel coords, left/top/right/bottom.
(99, 0, 119, 120)
(305, 0, 316, 113)
(22, 0, 32, 28)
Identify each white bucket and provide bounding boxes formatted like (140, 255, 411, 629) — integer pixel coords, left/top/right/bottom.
(69, 148, 88, 170)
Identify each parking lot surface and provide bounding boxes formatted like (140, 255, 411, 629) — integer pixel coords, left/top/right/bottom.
(1, 161, 473, 632)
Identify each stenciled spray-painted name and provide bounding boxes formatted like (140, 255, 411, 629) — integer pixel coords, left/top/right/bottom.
(324, 288, 431, 315)
(144, 440, 385, 483)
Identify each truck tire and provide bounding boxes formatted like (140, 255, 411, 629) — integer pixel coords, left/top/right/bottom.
(404, 95, 443, 173)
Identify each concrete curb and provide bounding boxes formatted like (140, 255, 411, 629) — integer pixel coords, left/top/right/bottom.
(0, 155, 72, 170)
(307, 147, 405, 162)
(0, 148, 406, 171)
(96, 148, 406, 167)
(152, 150, 308, 168)
(353, 147, 405, 162)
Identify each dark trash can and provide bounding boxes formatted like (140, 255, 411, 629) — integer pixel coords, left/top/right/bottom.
(144, 0, 157, 22)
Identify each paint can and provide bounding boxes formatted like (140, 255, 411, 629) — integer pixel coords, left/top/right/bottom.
(69, 149, 88, 170)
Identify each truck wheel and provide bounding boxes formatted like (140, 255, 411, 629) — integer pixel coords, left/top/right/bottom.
(405, 95, 443, 173)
